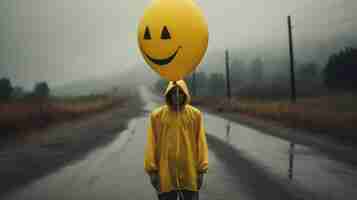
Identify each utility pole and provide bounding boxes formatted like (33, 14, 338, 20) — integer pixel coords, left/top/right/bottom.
(288, 15, 296, 103)
(225, 49, 231, 100)
(287, 15, 296, 181)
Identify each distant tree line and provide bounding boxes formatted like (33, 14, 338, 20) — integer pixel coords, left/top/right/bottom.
(323, 47, 357, 91)
(155, 46, 357, 98)
(0, 78, 50, 102)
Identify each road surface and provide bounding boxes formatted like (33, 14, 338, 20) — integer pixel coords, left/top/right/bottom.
(3, 86, 357, 200)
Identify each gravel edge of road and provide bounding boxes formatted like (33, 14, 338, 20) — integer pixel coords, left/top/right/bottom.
(0, 90, 145, 198)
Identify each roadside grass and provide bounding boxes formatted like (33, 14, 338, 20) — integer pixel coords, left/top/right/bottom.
(192, 94, 357, 143)
(0, 94, 127, 135)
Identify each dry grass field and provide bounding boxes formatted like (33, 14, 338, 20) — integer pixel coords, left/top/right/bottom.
(192, 94, 357, 143)
(0, 95, 127, 134)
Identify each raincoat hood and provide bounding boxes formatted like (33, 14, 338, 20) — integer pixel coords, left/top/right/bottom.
(163, 80, 191, 106)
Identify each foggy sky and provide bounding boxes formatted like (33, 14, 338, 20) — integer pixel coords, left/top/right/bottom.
(0, 0, 356, 89)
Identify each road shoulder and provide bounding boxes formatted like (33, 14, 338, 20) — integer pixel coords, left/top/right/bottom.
(0, 90, 145, 198)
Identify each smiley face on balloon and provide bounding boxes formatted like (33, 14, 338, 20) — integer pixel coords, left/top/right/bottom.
(138, 0, 209, 81)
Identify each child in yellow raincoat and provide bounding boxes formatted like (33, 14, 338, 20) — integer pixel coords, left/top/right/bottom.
(144, 80, 208, 200)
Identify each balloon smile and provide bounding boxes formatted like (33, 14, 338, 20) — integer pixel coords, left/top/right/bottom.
(144, 46, 182, 66)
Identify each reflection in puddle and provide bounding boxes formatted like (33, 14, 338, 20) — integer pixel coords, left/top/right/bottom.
(224, 118, 296, 180)
(225, 120, 231, 144)
(289, 142, 295, 180)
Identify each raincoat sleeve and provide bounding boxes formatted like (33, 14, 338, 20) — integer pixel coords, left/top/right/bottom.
(144, 112, 159, 174)
(197, 112, 208, 174)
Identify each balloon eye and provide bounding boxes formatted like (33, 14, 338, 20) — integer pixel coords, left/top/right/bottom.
(144, 26, 151, 40)
(161, 26, 171, 40)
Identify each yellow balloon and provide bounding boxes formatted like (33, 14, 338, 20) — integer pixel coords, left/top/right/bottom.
(137, 0, 209, 81)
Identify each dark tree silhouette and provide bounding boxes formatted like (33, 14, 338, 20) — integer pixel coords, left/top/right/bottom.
(0, 77, 13, 101)
(250, 58, 263, 83)
(33, 82, 50, 98)
(323, 47, 357, 91)
(231, 59, 246, 85)
(12, 86, 25, 99)
(208, 73, 225, 96)
(298, 62, 319, 81)
(195, 72, 208, 89)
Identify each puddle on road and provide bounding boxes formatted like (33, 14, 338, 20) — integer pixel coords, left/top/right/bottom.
(204, 113, 357, 200)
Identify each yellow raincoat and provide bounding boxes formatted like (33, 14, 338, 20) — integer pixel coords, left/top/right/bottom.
(144, 80, 208, 193)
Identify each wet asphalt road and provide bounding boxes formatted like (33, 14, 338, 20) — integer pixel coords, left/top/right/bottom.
(3, 86, 357, 200)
